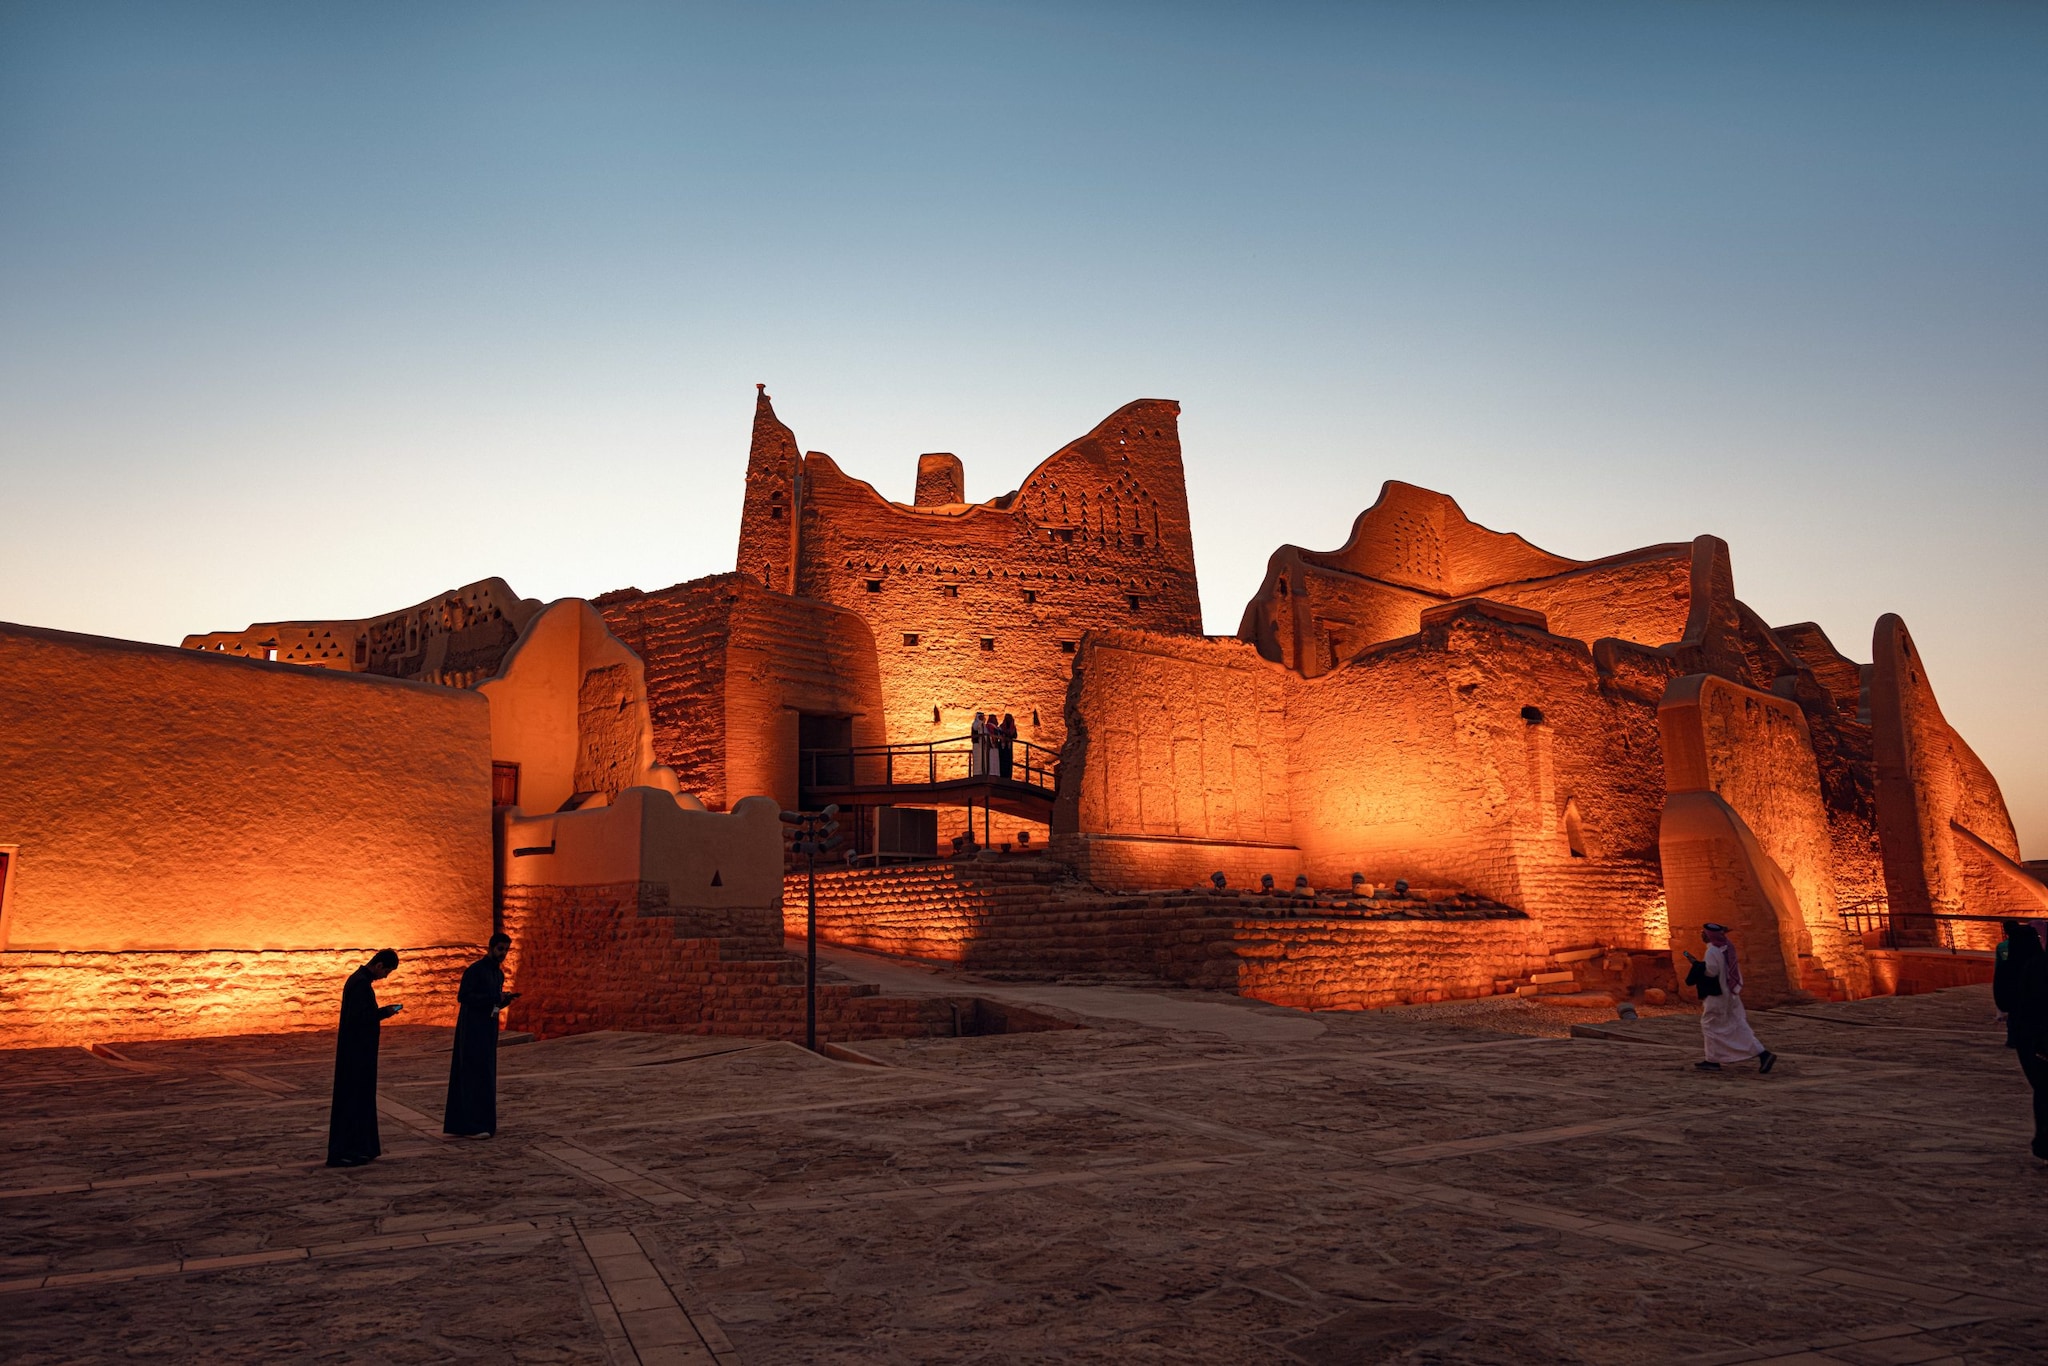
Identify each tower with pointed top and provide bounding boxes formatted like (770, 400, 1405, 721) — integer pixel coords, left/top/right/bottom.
(736, 385, 803, 593)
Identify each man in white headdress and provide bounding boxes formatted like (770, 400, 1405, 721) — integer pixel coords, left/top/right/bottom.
(1683, 923, 1777, 1074)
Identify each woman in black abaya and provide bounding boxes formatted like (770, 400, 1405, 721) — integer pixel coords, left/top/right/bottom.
(326, 949, 402, 1167)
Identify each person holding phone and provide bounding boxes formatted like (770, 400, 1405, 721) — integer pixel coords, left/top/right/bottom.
(326, 948, 402, 1167)
(442, 933, 517, 1139)
(1682, 923, 1776, 1075)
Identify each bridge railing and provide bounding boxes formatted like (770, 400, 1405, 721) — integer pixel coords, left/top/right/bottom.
(799, 733, 1058, 795)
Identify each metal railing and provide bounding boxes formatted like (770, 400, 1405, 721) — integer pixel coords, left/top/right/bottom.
(798, 733, 1058, 795)
(1838, 902, 2041, 952)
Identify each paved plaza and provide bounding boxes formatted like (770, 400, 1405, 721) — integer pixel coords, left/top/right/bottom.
(3, 959, 2044, 1364)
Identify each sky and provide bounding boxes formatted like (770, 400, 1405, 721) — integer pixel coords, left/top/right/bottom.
(1, 1, 2043, 853)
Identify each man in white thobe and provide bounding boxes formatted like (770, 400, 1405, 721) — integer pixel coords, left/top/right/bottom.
(1688, 922, 1778, 1074)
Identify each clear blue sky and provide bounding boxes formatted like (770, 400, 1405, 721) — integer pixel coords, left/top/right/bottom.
(3, 1, 2043, 851)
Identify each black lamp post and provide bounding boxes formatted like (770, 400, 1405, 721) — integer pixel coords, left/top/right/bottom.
(779, 803, 841, 1051)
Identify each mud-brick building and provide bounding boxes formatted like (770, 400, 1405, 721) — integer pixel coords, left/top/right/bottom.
(734, 386, 1203, 758)
(11, 386, 2039, 1044)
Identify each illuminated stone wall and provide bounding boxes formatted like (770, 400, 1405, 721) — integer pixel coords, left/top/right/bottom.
(500, 880, 950, 1041)
(0, 948, 471, 1049)
(598, 575, 884, 812)
(478, 598, 681, 816)
(1658, 673, 1870, 1003)
(1055, 632, 1296, 888)
(737, 390, 1204, 757)
(1872, 614, 2047, 947)
(1058, 607, 1669, 955)
(0, 621, 493, 1045)
(1237, 482, 1699, 677)
(784, 863, 1548, 1011)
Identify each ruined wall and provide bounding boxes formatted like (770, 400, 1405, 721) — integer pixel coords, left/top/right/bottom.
(1871, 614, 2039, 947)
(1772, 622, 1887, 924)
(1054, 605, 1668, 953)
(1658, 674, 1868, 1000)
(597, 576, 883, 811)
(1285, 603, 1666, 951)
(1054, 631, 1296, 890)
(1237, 482, 1702, 675)
(183, 577, 539, 689)
(735, 385, 802, 594)
(737, 394, 1202, 758)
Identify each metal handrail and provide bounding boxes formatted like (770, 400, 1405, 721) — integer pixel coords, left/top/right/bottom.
(798, 732, 1058, 794)
(1838, 906, 2042, 952)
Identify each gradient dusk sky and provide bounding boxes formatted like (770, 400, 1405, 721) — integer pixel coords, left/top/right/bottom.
(2, 2, 2043, 852)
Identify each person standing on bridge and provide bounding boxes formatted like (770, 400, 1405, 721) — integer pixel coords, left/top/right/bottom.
(1682, 923, 1776, 1075)
(969, 712, 989, 776)
(998, 713, 1017, 779)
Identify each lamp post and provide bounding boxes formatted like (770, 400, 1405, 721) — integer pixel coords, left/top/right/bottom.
(778, 803, 841, 1052)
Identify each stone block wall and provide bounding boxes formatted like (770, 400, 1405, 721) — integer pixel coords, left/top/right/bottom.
(741, 392, 1204, 759)
(0, 946, 475, 1049)
(1872, 614, 2037, 947)
(596, 574, 883, 813)
(782, 861, 1549, 1011)
(500, 881, 953, 1042)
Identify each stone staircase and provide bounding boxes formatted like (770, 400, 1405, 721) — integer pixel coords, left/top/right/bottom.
(782, 859, 1547, 1011)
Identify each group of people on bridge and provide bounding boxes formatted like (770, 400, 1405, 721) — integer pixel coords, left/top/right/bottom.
(968, 711, 1018, 780)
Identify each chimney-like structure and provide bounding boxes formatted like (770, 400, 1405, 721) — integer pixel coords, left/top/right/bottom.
(913, 453, 965, 506)
(735, 385, 803, 593)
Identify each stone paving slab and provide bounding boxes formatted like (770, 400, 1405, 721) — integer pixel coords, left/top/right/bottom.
(4, 985, 2045, 1361)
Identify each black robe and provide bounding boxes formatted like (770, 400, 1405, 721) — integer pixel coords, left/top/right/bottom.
(326, 967, 397, 1166)
(442, 955, 504, 1136)
(2006, 945, 2048, 1157)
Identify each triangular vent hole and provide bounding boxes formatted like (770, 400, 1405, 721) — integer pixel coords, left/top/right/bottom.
(710, 870, 723, 887)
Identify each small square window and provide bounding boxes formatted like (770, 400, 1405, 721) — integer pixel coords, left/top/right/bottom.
(1131, 533, 1146, 548)
(865, 579, 882, 592)
(1127, 595, 1143, 612)
(942, 584, 959, 597)
(902, 632, 920, 647)
(980, 637, 996, 651)
(1022, 589, 1037, 604)
(769, 506, 783, 520)
(1060, 640, 1077, 654)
